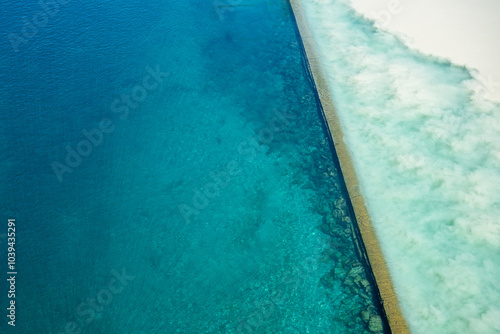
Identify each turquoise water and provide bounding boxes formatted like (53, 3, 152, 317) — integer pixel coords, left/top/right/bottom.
(1, 1, 387, 333)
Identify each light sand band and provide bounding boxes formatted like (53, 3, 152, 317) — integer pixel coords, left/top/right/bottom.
(288, 1, 410, 333)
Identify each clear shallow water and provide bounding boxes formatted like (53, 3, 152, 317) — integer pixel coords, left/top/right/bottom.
(1, 1, 386, 333)
(298, 0, 500, 333)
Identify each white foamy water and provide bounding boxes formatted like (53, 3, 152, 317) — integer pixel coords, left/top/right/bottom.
(297, 0, 500, 333)
(349, 0, 500, 102)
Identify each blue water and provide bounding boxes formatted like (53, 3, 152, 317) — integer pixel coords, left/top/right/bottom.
(1, 1, 387, 333)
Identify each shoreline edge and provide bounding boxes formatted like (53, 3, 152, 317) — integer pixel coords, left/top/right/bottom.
(288, 1, 411, 332)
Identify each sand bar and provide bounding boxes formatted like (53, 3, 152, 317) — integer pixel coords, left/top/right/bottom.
(289, 1, 410, 332)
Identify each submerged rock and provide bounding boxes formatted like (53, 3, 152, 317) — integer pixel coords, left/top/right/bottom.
(342, 216, 352, 225)
(343, 278, 354, 287)
(320, 270, 335, 289)
(360, 310, 370, 322)
(359, 290, 371, 301)
(335, 197, 347, 211)
(347, 266, 364, 278)
(360, 279, 370, 289)
(334, 266, 345, 280)
(368, 315, 383, 332)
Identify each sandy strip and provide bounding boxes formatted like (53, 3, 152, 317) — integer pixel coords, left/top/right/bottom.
(288, 1, 410, 332)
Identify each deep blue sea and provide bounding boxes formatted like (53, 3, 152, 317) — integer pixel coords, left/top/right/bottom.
(1, 1, 387, 333)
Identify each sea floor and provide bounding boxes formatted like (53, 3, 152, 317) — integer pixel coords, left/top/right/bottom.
(1, 1, 388, 333)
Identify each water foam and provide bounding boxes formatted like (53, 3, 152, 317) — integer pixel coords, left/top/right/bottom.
(349, 0, 500, 103)
(298, 0, 500, 332)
